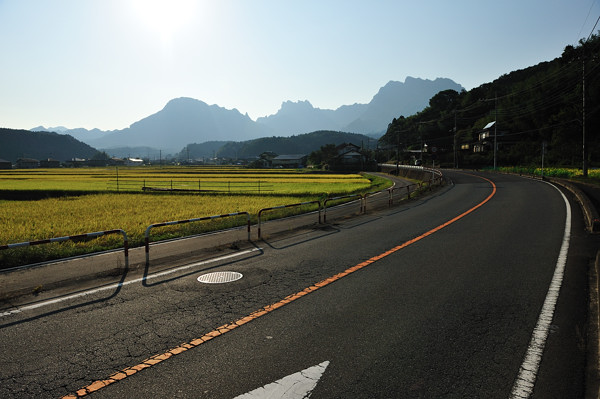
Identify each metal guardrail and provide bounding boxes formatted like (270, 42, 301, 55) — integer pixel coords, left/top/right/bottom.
(144, 212, 251, 266)
(0, 229, 129, 268)
(323, 194, 364, 223)
(257, 201, 322, 239)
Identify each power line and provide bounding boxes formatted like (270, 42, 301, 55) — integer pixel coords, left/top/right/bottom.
(577, 0, 598, 41)
(587, 14, 600, 42)
(383, 38, 597, 151)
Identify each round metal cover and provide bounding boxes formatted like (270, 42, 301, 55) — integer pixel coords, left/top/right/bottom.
(197, 271, 243, 284)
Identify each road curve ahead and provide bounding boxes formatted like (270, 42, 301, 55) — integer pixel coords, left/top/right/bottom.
(0, 171, 589, 398)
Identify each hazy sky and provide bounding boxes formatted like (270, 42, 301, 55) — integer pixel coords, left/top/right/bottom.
(1, 0, 599, 131)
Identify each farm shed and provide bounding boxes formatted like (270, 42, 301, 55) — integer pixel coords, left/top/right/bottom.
(16, 158, 39, 169)
(272, 154, 307, 168)
(109, 157, 125, 166)
(40, 158, 61, 168)
(0, 159, 12, 169)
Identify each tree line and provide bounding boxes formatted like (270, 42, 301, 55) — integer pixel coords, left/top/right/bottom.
(379, 34, 600, 172)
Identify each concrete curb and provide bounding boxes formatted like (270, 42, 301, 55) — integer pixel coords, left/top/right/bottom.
(546, 177, 600, 399)
(548, 177, 600, 233)
(588, 251, 600, 399)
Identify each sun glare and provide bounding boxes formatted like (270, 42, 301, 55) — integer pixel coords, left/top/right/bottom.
(130, 0, 198, 43)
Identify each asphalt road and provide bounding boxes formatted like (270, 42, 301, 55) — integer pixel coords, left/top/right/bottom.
(0, 170, 594, 398)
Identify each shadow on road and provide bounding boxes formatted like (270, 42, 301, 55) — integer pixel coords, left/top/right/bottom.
(0, 263, 130, 330)
(142, 244, 264, 287)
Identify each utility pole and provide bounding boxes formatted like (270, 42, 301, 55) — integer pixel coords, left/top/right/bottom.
(453, 110, 457, 169)
(583, 55, 588, 177)
(396, 133, 400, 175)
(542, 141, 547, 179)
(494, 94, 498, 170)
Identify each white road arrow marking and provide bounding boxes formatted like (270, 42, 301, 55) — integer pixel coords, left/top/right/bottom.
(234, 361, 330, 399)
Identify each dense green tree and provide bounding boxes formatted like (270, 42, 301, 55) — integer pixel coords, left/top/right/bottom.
(91, 151, 111, 160)
(308, 144, 337, 167)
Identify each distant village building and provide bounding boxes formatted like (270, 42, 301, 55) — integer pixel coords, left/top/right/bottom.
(109, 157, 125, 166)
(16, 158, 39, 169)
(272, 154, 307, 168)
(334, 143, 365, 169)
(336, 143, 361, 156)
(473, 121, 505, 153)
(67, 158, 87, 167)
(40, 158, 61, 168)
(0, 159, 12, 169)
(125, 157, 144, 166)
(252, 151, 278, 168)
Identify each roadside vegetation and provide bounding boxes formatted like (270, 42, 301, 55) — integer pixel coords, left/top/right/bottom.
(497, 166, 600, 182)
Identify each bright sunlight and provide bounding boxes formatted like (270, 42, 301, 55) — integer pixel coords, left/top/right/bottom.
(129, 0, 198, 44)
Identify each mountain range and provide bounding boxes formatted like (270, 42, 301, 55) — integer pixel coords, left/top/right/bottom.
(32, 77, 463, 155)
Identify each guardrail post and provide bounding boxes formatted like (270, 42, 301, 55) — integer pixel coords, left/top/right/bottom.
(246, 213, 251, 241)
(313, 201, 322, 226)
(123, 234, 129, 268)
(144, 231, 151, 268)
(362, 191, 384, 213)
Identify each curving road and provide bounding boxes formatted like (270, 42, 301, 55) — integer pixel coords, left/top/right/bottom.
(0, 170, 594, 398)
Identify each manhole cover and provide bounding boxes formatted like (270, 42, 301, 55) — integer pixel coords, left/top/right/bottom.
(197, 271, 243, 284)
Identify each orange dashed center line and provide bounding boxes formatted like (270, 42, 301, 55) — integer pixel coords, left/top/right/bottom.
(64, 175, 496, 398)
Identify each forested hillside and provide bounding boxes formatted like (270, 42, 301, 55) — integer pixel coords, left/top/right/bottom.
(380, 35, 600, 172)
(0, 128, 99, 162)
(180, 131, 376, 160)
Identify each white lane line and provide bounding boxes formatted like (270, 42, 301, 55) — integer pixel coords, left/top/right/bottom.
(510, 183, 571, 398)
(0, 248, 261, 318)
(234, 361, 330, 399)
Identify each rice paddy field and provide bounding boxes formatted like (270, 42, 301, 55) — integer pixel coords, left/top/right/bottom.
(0, 166, 392, 268)
(0, 165, 377, 194)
